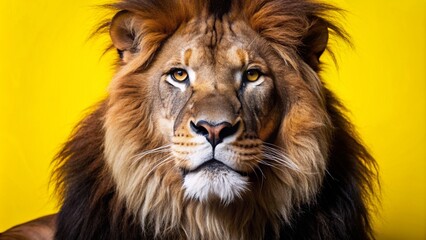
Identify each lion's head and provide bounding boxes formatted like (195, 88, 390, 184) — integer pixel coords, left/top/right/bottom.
(54, 1, 377, 239)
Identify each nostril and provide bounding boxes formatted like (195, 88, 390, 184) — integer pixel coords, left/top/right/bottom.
(219, 121, 240, 140)
(190, 121, 209, 137)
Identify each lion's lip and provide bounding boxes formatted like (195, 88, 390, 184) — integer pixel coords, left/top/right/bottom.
(181, 159, 248, 177)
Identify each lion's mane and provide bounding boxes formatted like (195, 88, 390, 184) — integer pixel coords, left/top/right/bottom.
(53, 0, 378, 239)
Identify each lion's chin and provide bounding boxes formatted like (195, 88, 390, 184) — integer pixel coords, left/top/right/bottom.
(182, 160, 249, 204)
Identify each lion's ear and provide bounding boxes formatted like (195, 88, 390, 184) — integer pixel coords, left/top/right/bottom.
(300, 18, 329, 71)
(110, 10, 141, 63)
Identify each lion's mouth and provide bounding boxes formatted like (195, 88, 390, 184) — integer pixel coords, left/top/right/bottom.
(181, 159, 248, 177)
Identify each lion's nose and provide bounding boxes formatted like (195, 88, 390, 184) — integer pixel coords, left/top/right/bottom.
(190, 120, 240, 148)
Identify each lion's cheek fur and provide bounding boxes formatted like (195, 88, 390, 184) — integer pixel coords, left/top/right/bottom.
(272, 70, 332, 204)
(104, 121, 185, 236)
(278, 104, 330, 200)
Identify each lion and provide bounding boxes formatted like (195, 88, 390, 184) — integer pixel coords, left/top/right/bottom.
(0, 0, 378, 239)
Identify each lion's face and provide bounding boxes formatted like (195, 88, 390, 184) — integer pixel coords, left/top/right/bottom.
(151, 19, 285, 203)
(103, 3, 332, 237)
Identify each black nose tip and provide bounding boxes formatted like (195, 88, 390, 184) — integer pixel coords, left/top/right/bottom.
(190, 120, 240, 147)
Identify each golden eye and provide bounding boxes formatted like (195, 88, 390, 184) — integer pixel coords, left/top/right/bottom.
(244, 69, 261, 82)
(171, 69, 188, 82)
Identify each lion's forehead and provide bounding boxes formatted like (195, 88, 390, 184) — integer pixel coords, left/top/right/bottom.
(175, 44, 250, 70)
(165, 19, 256, 74)
(183, 45, 249, 71)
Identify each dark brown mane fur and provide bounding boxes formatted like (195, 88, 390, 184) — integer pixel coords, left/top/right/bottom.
(52, 0, 378, 239)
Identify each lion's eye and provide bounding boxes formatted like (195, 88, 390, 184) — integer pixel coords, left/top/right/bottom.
(244, 69, 261, 82)
(171, 69, 189, 82)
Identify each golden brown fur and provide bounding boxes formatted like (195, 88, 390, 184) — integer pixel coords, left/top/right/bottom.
(1, 1, 378, 239)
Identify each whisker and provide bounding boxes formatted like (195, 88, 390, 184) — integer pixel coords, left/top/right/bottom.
(263, 153, 300, 171)
(129, 144, 173, 166)
(251, 156, 267, 189)
(260, 142, 318, 174)
(262, 147, 301, 171)
(145, 155, 175, 177)
(259, 159, 289, 175)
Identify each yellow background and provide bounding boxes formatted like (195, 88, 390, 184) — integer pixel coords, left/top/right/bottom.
(0, 0, 425, 239)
